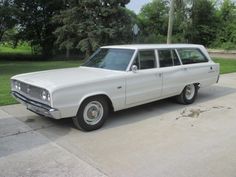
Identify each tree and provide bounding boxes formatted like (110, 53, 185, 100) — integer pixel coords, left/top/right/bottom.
(172, 0, 193, 42)
(54, 0, 132, 58)
(187, 0, 218, 45)
(213, 0, 236, 49)
(167, 0, 174, 44)
(139, 0, 169, 43)
(0, 0, 17, 42)
(13, 0, 65, 56)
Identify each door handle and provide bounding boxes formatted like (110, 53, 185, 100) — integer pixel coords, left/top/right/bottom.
(182, 68, 188, 71)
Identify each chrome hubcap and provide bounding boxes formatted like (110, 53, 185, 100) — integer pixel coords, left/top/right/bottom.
(185, 84, 195, 100)
(83, 101, 104, 125)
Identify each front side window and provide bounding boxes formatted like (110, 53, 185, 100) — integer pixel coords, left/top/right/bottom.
(133, 50, 156, 70)
(158, 49, 180, 68)
(83, 48, 135, 71)
(177, 48, 208, 65)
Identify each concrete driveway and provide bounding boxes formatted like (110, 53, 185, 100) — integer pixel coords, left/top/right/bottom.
(1, 73, 236, 177)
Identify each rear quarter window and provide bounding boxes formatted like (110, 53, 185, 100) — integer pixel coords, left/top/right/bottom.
(177, 48, 208, 65)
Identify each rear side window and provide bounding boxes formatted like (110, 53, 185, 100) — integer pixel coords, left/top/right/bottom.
(133, 50, 156, 70)
(158, 49, 180, 68)
(177, 48, 208, 65)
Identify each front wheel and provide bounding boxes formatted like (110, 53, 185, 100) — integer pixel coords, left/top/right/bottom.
(177, 84, 198, 104)
(72, 96, 109, 131)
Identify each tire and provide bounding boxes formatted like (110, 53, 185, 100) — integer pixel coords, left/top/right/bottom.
(177, 84, 198, 105)
(72, 96, 109, 131)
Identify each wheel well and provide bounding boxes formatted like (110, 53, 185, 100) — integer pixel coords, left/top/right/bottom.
(181, 83, 200, 93)
(81, 94, 114, 112)
(195, 83, 200, 89)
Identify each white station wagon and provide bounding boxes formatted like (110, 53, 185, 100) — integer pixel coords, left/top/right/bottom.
(11, 44, 220, 131)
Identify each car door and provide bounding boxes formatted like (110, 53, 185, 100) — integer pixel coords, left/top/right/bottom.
(125, 50, 162, 105)
(158, 49, 185, 97)
(176, 48, 218, 87)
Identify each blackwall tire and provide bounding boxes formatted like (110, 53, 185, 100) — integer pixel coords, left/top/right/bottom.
(177, 84, 198, 105)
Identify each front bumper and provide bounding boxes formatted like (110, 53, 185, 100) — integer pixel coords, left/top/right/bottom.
(216, 74, 220, 83)
(12, 91, 61, 119)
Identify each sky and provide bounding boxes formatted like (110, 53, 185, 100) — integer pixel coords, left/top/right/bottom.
(127, 0, 236, 14)
(127, 0, 152, 14)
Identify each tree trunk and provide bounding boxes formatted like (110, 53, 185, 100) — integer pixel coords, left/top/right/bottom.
(41, 41, 54, 58)
(167, 0, 175, 44)
(0, 31, 5, 43)
(66, 47, 70, 58)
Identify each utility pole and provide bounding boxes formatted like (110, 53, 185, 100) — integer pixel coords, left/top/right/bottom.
(167, 0, 175, 44)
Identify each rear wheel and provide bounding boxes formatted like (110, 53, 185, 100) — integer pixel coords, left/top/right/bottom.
(177, 84, 198, 104)
(72, 96, 109, 131)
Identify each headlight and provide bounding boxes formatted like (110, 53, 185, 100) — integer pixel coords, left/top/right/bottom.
(41, 89, 51, 102)
(13, 80, 21, 91)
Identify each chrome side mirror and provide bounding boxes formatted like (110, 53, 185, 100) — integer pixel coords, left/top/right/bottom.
(131, 65, 138, 73)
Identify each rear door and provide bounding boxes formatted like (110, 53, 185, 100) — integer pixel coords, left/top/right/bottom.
(157, 49, 185, 97)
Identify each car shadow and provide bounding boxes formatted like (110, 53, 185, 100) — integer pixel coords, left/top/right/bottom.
(102, 85, 236, 130)
(38, 85, 236, 132)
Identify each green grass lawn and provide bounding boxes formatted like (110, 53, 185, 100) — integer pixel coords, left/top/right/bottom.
(0, 45, 31, 55)
(213, 58, 236, 74)
(0, 60, 82, 106)
(0, 58, 236, 106)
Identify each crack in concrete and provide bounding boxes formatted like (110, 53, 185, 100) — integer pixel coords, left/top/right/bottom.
(0, 124, 55, 139)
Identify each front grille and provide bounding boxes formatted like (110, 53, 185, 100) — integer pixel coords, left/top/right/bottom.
(19, 82, 42, 100)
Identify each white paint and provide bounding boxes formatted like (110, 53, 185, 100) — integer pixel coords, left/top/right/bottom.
(11, 44, 220, 119)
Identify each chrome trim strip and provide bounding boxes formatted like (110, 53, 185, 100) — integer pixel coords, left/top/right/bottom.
(12, 91, 51, 110)
(12, 91, 61, 119)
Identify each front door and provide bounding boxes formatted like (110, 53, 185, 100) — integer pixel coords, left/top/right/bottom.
(125, 50, 162, 105)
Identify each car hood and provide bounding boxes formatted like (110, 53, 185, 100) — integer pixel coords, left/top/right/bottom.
(12, 67, 124, 91)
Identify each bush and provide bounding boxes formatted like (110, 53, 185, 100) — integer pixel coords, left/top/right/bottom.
(220, 42, 236, 50)
(0, 53, 45, 61)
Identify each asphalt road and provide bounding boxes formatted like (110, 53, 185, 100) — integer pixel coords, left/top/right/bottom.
(0, 73, 236, 177)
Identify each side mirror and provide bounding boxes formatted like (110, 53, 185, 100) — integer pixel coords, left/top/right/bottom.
(131, 65, 138, 73)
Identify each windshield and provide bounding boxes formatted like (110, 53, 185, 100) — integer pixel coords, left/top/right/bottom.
(83, 48, 135, 71)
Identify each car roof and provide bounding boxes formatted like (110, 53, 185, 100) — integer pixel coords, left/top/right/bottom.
(101, 44, 204, 50)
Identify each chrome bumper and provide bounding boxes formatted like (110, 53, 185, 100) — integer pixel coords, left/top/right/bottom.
(216, 74, 220, 83)
(12, 91, 61, 119)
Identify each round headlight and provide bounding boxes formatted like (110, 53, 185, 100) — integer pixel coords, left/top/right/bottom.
(18, 82, 21, 91)
(47, 94, 51, 101)
(14, 81, 21, 91)
(14, 81, 18, 89)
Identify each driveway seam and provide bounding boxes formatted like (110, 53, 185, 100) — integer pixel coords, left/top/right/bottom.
(49, 141, 109, 177)
(0, 124, 55, 139)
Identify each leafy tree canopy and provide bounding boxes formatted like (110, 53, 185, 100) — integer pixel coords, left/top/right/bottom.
(13, 0, 66, 56)
(54, 0, 132, 57)
(0, 0, 17, 42)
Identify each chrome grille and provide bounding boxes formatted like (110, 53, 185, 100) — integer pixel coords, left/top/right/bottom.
(19, 82, 42, 100)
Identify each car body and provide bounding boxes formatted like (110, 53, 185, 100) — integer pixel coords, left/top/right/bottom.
(11, 44, 220, 131)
